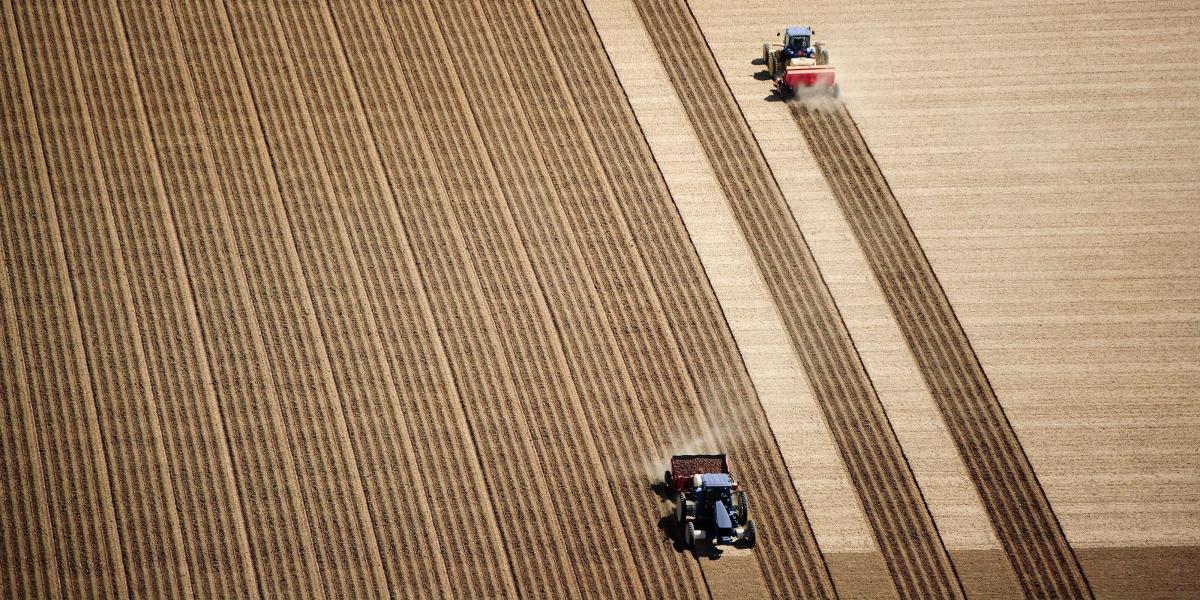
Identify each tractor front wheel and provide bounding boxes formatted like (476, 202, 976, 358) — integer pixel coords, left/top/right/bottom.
(744, 520, 757, 548)
(685, 522, 696, 548)
(736, 491, 749, 523)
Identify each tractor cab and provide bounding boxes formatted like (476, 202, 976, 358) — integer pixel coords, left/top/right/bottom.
(692, 474, 738, 544)
(782, 26, 812, 59)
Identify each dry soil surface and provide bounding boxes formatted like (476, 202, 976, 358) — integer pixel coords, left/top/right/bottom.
(1, 0, 1196, 598)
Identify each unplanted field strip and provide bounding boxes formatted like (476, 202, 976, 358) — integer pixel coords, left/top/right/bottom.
(543, 0, 835, 598)
(630, 0, 964, 598)
(791, 100, 1093, 598)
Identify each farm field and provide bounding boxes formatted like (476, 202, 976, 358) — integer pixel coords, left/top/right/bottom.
(1, 0, 1196, 599)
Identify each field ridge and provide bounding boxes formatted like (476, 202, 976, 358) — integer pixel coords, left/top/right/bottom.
(2, 3, 129, 597)
(274, 0, 520, 596)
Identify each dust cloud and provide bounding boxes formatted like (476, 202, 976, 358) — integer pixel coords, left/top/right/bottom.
(784, 87, 842, 112)
(636, 401, 759, 485)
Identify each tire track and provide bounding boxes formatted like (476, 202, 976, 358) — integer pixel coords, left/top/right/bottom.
(630, 1, 965, 597)
(456, 1, 709, 598)
(283, 1, 518, 596)
(15, 2, 192, 597)
(120, 3, 328, 597)
(326, 0, 579, 596)
(1, 3, 129, 598)
(66, 2, 262, 597)
(411, 1, 648, 596)
(791, 100, 1093, 598)
(533, 2, 837, 597)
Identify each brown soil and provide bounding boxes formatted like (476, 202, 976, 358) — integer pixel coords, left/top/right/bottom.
(790, 100, 1090, 597)
(631, 0, 965, 597)
(2, 0, 1196, 599)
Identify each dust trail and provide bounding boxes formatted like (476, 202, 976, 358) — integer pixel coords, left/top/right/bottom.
(785, 88, 841, 113)
(636, 400, 758, 485)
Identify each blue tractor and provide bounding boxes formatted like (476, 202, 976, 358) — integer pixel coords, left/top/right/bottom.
(761, 25, 837, 97)
(667, 454, 756, 549)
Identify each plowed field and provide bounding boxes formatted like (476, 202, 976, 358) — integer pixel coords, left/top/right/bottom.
(2, 0, 1196, 599)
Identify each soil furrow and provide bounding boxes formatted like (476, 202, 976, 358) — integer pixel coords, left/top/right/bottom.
(790, 99, 1093, 597)
(536, 1, 836, 596)
(2, 3, 129, 598)
(17, 2, 192, 597)
(64, 2, 262, 597)
(416, 1, 649, 596)
(792, 102, 950, 590)
(102, 0, 262, 592)
(270, 1, 516, 596)
(629, 0, 965, 597)
(327, 0, 577, 596)
(0, 169, 62, 600)
(323, 1, 533, 594)
(222, 1, 475, 597)
(120, 2, 327, 597)
(75, 1, 262, 595)
(461, 0, 712, 597)
(170, 1, 401, 597)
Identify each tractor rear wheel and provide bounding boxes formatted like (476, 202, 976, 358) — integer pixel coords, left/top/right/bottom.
(816, 47, 830, 66)
(664, 469, 673, 488)
(767, 50, 778, 77)
(675, 492, 687, 524)
(736, 491, 749, 523)
(761, 43, 771, 69)
(744, 519, 757, 548)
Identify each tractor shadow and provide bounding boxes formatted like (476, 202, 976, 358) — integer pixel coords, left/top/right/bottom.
(649, 480, 675, 500)
(753, 70, 784, 102)
(650, 481, 685, 550)
(650, 481, 692, 554)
